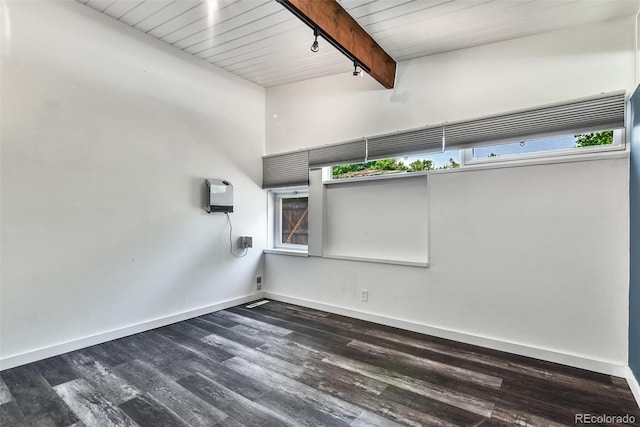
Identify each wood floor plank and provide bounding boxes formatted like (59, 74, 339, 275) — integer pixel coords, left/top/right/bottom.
(254, 303, 599, 400)
(118, 330, 270, 403)
(0, 375, 13, 405)
(250, 321, 490, 427)
(321, 352, 496, 418)
(201, 332, 306, 378)
(113, 359, 229, 427)
(32, 355, 78, 387)
(286, 306, 633, 408)
(259, 301, 356, 330)
(1, 364, 80, 426)
(228, 306, 353, 347)
(221, 323, 473, 426)
(213, 310, 293, 337)
(363, 328, 632, 401)
(233, 310, 501, 403)
(257, 300, 330, 318)
(153, 322, 234, 363)
(0, 401, 27, 427)
(177, 372, 298, 427)
(2, 300, 638, 426)
(114, 329, 234, 381)
(295, 366, 462, 427)
(348, 339, 503, 389)
(223, 356, 404, 427)
(273, 302, 629, 398)
(119, 394, 190, 427)
(54, 378, 137, 427)
(488, 387, 608, 426)
(499, 375, 640, 420)
(486, 401, 573, 427)
(379, 385, 487, 426)
(198, 312, 241, 329)
(232, 328, 443, 426)
(257, 337, 389, 395)
(81, 340, 136, 368)
(186, 317, 267, 348)
(62, 351, 140, 406)
(354, 318, 619, 387)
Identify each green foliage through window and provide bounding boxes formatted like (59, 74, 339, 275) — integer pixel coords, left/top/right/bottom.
(332, 157, 459, 179)
(575, 131, 613, 147)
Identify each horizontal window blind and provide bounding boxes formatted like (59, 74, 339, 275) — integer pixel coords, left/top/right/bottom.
(308, 139, 367, 168)
(262, 151, 309, 189)
(262, 91, 625, 189)
(445, 91, 625, 149)
(367, 126, 444, 160)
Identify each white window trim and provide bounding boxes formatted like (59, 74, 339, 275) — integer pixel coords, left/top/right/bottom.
(320, 129, 626, 184)
(323, 168, 431, 185)
(269, 188, 309, 253)
(462, 129, 625, 166)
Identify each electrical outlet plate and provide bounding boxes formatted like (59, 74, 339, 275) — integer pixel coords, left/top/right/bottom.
(360, 289, 368, 302)
(256, 275, 263, 291)
(240, 236, 253, 248)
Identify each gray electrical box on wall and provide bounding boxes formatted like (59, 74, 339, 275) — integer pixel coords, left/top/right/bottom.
(206, 179, 233, 213)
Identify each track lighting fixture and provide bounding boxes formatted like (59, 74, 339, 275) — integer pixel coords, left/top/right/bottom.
(310, 28, 319, 53)
(353, 61, 363, 77)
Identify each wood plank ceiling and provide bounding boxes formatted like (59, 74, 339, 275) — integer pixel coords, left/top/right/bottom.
(77, 0, 640, 88)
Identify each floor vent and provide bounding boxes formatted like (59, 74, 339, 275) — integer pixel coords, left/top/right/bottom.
(246, 300, 269, 309)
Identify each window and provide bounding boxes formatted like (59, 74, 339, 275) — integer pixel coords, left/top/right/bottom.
(464, 129, 623, 164)
(273, 190, 309, 250)
(330, 150, 461, 180)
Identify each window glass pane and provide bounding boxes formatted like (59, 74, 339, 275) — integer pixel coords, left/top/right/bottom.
(281, 197, 308, 245)
(332, 150, 460, 179)
(472, 130, 614, 159)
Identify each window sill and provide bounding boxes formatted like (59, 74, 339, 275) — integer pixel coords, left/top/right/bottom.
(324, 170, 430, 185)
(264, 248, 309, 257)
(322, 254, 429, 268)
(463, 144, 629, 169)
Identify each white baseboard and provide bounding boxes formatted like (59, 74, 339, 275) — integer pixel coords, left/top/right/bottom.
(0, 292, 264, 371)
(625, 367, 640, 409)
(263, 292, 629, 378)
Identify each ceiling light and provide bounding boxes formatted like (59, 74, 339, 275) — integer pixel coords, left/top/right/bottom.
(353, 61, 363, 77)
(310, 28, 319, 53)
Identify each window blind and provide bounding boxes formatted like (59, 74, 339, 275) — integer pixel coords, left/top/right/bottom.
(261, 91, 625, 189)
(367, 126, 444, 160)
(444, 91, 625, 149)
(308, 139, 367, 168)
(262, 150, 309, 189)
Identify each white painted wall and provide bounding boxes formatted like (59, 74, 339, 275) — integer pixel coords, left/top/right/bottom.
(0, 1, 265, 367)
(267, 158, 630, 370)
(324, 175, 429, 264)
(265, 18, 635, 370)
(267, 17, 636, 153)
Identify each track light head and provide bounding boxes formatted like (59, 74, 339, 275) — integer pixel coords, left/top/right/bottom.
(353, 61, 363, 77)
(310, 28, 319, 53)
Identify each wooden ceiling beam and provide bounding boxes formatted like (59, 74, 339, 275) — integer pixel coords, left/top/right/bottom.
(277, 0, 397, 89)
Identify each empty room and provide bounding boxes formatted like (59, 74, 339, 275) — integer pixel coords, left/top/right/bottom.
(2, 0, 640, 426)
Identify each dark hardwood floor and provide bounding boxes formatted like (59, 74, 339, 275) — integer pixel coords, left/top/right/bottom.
(1, 300, 639, 426)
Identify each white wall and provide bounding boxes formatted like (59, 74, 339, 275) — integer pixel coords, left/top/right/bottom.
(265, 18, 635, 372)
(323, 175, 429, 265)
(267, 17, 635, 153)
(0, 1, 265, 367)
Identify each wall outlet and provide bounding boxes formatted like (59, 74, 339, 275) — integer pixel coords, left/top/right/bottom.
(240, 236, 253, 248)
(360, 289, 368, 302)
(256, 275, 263, 291)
